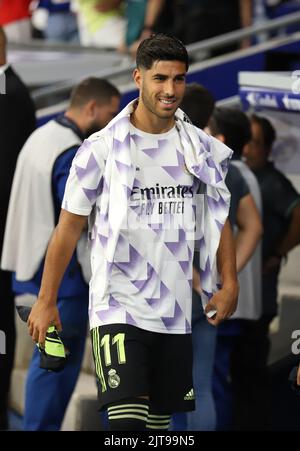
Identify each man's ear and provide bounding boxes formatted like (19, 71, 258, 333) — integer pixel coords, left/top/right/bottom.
(133, 68, 142, 89)
(215, 133, 226, 144)
(86, 99, 97, 117)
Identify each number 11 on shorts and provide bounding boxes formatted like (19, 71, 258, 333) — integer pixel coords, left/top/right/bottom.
(100, 333, 126, 366)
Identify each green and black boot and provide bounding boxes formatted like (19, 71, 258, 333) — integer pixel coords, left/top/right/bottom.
(16, 306, 66, 372)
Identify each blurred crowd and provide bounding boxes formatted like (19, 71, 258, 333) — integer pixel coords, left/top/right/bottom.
(1, 0, 300, 56)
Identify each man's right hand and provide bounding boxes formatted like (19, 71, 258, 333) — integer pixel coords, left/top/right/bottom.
(27, 301, 62, 347)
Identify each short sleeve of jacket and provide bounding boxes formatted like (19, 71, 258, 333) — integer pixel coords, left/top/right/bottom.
(264, 170, 300, 218)
(226, 164, 250, 226)
(62, 137, 106, 216)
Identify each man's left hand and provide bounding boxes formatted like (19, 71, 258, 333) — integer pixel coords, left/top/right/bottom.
(204, 286, 238, 326)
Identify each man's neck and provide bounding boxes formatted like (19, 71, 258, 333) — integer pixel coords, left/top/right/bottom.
(64, 110, 84, 134)
(131, 101, 175, 134)
(253, 161, 271, 174)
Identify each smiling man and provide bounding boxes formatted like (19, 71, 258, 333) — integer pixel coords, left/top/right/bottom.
(131, 59, 186, 127)
(25, 34, 238, 431)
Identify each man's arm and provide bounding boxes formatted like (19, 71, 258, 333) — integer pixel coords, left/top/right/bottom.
(129, 0, 165, 55)
(235, 193, 263, 272)
(95, 0, 122, 12)
(239, 0, 253, 49)
(205, 219, 239, 326)
(142, 0, 165, 31)
(264, 201, 300, 274)
(28, 209, 87, 345)
(276, 202, 300, 257)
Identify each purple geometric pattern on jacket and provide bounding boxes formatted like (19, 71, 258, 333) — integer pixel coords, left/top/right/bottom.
(131, 262, 158, 291)
(113, 244, 144, 276)
(75, 151, 104, 203)
(64, 101, 232, 332)
(165, 228, 187, 258)
(161, 149, 186, 181)
(96, 294, 121, 322)
(140, 138, 170, 159)
(161, 300, 188, 331)
(75, 150, 99, 181)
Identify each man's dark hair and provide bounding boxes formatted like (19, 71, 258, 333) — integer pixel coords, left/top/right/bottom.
(180, 83, 215, 129)
(70, 77, 120, 108)
(136, 33, 189, 71)
(209, 107, 252, 156)
(251, 114, 276, 150)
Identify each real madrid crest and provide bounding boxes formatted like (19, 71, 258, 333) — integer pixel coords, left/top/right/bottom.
(108, 369, 120, 388)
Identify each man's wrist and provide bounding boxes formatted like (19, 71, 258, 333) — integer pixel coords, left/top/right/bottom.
(222, 279, 239, 299)
(37, 293, 57, 306)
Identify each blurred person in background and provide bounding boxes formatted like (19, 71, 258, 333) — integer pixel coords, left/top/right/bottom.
(176, 0, 253, 51)
(0, 0, 32, 43)
(209, 108, 263, 430)
(0, 25, 36, 430)
(1, 77, 120, 431)
(120, 0, 148, 53)
(153, 0, 253, 55)
(239, 114, 300, 430)
(179, 83, 215, 130)
(32, 1, 79, 42)
(125, 0, 165, 55)
(74, 0, 126, 48)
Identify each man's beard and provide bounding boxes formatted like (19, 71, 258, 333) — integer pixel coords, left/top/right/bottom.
(85, 121, 103, 138)
(142, 90, 177, 120)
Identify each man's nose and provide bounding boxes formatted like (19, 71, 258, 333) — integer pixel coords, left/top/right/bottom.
(163, 80, 175, 97)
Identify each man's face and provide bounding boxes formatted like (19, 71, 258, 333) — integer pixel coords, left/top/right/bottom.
(86, 95, 120, 136)
(134, 60, 186, 120)
(243, 120, 269, 171)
